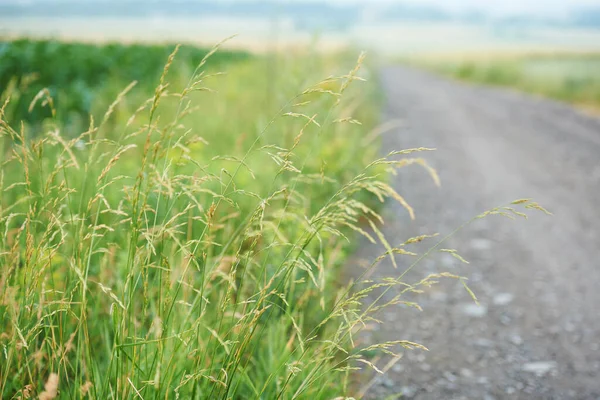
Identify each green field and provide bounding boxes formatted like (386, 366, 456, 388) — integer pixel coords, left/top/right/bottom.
(419, 52, 600, 111)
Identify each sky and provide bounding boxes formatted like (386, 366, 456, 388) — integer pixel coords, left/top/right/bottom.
(2, 0, 600, 17)
(320, 0, 600, 16)
(408, 0, 599, 15)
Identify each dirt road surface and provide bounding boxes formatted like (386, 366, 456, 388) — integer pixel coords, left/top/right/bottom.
(349, 67, 600, 399)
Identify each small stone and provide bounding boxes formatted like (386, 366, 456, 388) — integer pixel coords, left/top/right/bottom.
(382, 377, 394, 388)
(500, 315, 512, 325)
(443, 371, 457, 382)
(470, 238, 493, 251)
(400, 385, 417, 398)
(493, 293, 514, 306)
(509, 334, 523, 346)
(534, 329, 545, 337)
(392, 363, 404, 373)
(525, 386, 536, 394)
(506, 386, 516, 395)
(419, 320, 433, 330)
(564, 322, 576, 333)
(430, 291, 448, 302)
(460, 368, 474, 379)
(420, 363, 432, 372)
(477, 376, 490, 385)
(441, 254, 457, 268)
(522, 361, 557, 377)
(549, 325, 561, 334)
(474, 338, 494, 348)
(471, 272, 484, 283)
(462, 303, 488, 318)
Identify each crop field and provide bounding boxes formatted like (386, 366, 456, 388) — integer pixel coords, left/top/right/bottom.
(417, 52, 600, 111)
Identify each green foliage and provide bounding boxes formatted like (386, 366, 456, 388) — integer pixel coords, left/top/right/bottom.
(0, 40, 392, 399)
(0, 39, 249, 125)
(420, 52, 600, 110)
(0, 39, 546, 399)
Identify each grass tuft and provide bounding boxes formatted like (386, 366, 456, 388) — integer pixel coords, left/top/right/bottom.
(0, 39, 549, 399)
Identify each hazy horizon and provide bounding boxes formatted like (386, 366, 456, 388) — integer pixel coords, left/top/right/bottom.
(2, 0, 600, 55)
(1, 0, 600, 17)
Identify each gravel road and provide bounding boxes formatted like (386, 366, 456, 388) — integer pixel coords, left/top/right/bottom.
(349, 66, 600, 399)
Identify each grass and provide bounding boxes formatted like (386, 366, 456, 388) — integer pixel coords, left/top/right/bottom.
(414, 51, 600, 111)
(0, 39, 549, 399)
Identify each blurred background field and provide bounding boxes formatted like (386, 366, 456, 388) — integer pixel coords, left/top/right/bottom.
(412, 51, 600, 111)
(0, 40, 249, 126)
(3, 0, 600, 112)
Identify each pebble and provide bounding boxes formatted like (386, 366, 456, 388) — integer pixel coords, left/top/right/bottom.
(509, 334, 523, 345)
(382, 377, 394, 388)
(419, 320, 434, 330)
(525, 385, 536, 394)
(400, 385, 417, 398)
(392, 363, 404, 373)
(477, 376, 490, 385)
(493, 292, 514, 306)
(474, 338, 494, 348)
(462, 303, 488, 318)
(564, 322, 576, 333)
(471, 272, 484, 283)
(430, 291, 448, 302)
(443, 371, 458, 382)
(460, 368, 474, 379)
(441, 254, 457, 268)
(470, 238, 493, 251)
(549, 325, 561, 334)
(522, 361, 558, 377)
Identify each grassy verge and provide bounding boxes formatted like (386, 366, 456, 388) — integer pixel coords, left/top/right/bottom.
(0, 39, 395, 399)
(1, 39, 548, 399)
(413, 52, 600, 112)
